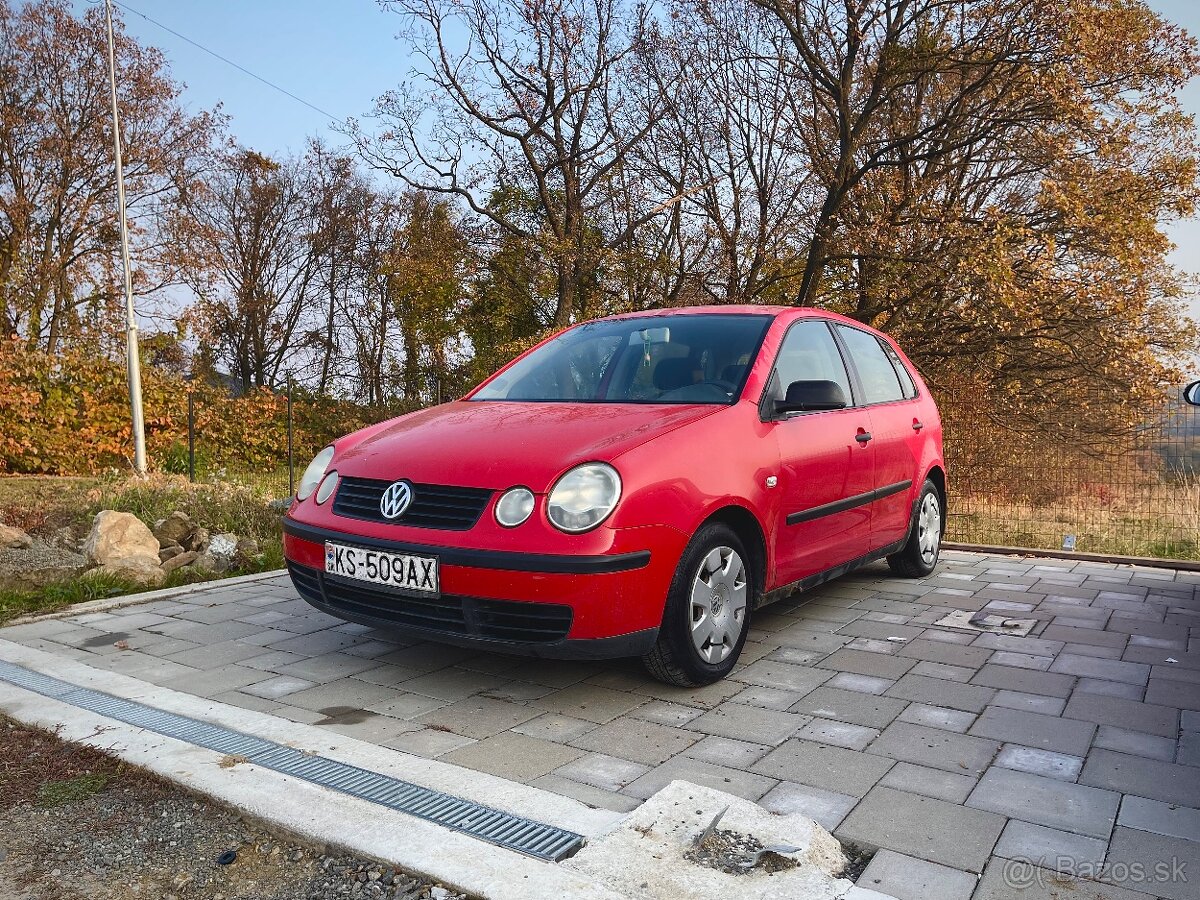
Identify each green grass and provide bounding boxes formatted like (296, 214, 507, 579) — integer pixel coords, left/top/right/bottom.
(0, 473, 285, 625)
(36, 772, 110, 807)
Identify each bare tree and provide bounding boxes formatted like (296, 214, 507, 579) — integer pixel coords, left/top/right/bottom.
(363, 0, 666, 326)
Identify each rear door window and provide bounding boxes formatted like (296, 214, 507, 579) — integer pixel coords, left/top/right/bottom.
(835, 325, 905, 405)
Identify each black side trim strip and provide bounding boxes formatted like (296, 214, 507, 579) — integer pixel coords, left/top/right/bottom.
(786, 479, 913, 526)
(758, 537, 907, 607)
(284, 518, 651, 575)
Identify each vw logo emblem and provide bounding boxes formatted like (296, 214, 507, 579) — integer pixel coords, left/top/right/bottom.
(379, 481, 414, 520)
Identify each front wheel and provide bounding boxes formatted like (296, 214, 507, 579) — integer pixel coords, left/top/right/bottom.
(642, 523, 753, 686)
(887, 479, 942, 578)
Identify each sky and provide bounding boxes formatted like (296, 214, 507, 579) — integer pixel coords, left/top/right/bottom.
(79, 0, 1200, 330)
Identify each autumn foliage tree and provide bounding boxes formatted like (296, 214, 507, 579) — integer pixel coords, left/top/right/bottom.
(0, 0, 218, 353)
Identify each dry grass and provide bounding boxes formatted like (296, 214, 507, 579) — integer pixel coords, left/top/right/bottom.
(948, 475, 1200, 559)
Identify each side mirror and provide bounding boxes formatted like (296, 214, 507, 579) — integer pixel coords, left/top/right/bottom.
(1185, 381, 1200, 406)
(776, 379, 848, 415)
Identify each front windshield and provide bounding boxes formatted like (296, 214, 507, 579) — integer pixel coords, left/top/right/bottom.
(471, 314, 772, 404)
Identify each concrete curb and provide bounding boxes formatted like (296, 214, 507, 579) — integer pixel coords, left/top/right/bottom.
(5, 568, 288, 627)
(0, 639, 626, 900)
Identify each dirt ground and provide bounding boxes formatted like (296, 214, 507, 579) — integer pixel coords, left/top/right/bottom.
(0, 716, 470, 900)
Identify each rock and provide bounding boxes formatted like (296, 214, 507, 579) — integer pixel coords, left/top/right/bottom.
(153, 511, 195, 549)
(83, 556, 165, 587)
(183, 527, 209, 553)
(159, 546, 184, 563)
(161, 550, 198, 574)
(233, 537, 260, 569)
(0, 524, 33, 550)
(84, 511, 160, 567)
(50, 526, 80, 551)
(208, 532, 238, 561)
(0, 542, 87, 591)
(192, 550, 227, 575)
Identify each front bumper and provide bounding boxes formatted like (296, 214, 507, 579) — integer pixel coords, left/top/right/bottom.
(282, 518, 679, 658)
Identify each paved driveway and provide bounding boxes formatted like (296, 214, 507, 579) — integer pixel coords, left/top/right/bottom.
(3, 550, 1198, 900)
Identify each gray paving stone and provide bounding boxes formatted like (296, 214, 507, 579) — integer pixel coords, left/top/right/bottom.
(971, 663, 1076, 698)
(758, 781, 858, 831)
(1049, 653, 1150, 685)
(688, 701, 810, 745)
(967, 767, 1120, 838)
(1104, 827, 1199, 900)
(280, 678, 399, 711)
(789, 686, 908, 729)
(879, 761, 978, 803)
(770, 624, 853, 653)
(510, 713, 597, 743)
(992, 819, 1108, 870)
(382, 727, 476, 757)
(627, 699, 704, 726)
(826, 672, 896, 694)
(836, 785, 1004, 872)
(622, 754, 778, 801)
(765, 646, 826, 667)
(972, 858, 1159, 900)
(897, 703, 976, 733)
(899, 639, 993, 669)
(994, 744, 1084, 781)
(162, 664, 267, 697)
(1180, 729, 1200, 767)
(1075, 677, 1145, 700)
(553, 753, 649, 791)
(1042, 623, 1128, 649)
(1144, 676, 1200, 711)
(911, 661, 977, 682)
(968, 706, 1095, 755)
(733, 659, 833, 694)
(683, 735, 771, 768)
(1062, 691, 1179, 738)
(796, 718, 880, 750)
(970, 633, 1065, 657)
(530, 774, 640, 813)
(274, 652, 378, 683)
(1080, 748, 1200, 807)
(414, 696, 540, 739)
(531, 683, 646, 723)
(728, 685, 799, 710)
(857, 849, 977, 900)
(989, 651, 1054, 671)
(991, 690, 1065, 715)
(817, 648, 918, 680)
(868, 721, 999, 774)
(1092, 725, 1176, 761)
(441, 732, 583, 782)
(838, 620, 926, 642)
(751, 739, 894, 797)
(1118, 795, 1200, 842)
(885, 673, 995, 712)
(365, 692, 448, 720)
(570, 716, 700, 766)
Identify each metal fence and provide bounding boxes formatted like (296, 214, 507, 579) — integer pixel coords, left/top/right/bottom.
(940, 391, 1200, 561)
(182, 386, 1200, 562)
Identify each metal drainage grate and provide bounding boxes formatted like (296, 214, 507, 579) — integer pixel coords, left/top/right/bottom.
(0, 660, 584, 861)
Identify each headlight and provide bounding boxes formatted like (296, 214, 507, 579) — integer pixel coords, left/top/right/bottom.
(315, 470, 339, 504)
(297, 446, 334, 500)
(547, 463, 621, 533)
(495, 487, 535, 527)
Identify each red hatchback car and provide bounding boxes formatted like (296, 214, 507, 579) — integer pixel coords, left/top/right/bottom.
(284, 307, 945, 685)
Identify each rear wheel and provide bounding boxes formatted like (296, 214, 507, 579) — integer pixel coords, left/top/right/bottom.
(643, 523, 753, 686)
(887, 479, 942, 578)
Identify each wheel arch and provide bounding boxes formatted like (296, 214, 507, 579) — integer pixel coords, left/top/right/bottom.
(698, 504, 769, 605)
(924, 464, 947, 530)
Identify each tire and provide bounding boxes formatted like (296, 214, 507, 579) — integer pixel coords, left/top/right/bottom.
(642, 522, 754, 687)
(887, 479, 943, 578)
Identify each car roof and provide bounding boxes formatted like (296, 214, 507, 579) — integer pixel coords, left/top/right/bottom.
(599, 305, 866, 327)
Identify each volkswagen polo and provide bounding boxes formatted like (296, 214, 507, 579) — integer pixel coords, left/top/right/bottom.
(283, 307, 945, 685)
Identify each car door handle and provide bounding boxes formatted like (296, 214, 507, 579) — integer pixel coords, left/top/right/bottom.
(855, 431, 872, 444)
(912, 420, 924, 431)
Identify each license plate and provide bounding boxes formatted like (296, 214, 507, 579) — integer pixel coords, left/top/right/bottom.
(324, 542, 439, 594)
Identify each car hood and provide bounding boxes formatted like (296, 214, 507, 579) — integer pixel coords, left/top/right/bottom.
(334, 400, 720, 491)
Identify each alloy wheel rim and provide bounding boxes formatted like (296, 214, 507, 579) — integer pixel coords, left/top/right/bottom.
(690, 546, 748, 664)
(918, 493, 941, 565)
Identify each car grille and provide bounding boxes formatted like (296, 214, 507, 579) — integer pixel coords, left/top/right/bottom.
(287, 562, 573, 644)
(332, 477, 493, 531)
